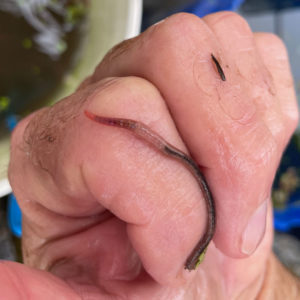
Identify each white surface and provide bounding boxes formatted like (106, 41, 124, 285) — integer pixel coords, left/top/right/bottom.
(126, 0, 142, 38)
(0, 178, 11, 198)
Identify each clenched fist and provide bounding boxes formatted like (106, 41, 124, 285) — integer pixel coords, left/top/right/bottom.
(4, 12, 300, 300)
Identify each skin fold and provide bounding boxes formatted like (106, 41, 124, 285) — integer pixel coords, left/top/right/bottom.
(83, 110, 216, 271)
(4, 12, 300, 299)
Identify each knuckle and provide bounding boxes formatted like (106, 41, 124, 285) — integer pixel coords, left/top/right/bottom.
(222, 11, 248, 22)
(261, 33, 287, 52)
(210, 11, 252, 34)
(229, 13, 252, 34)
(163, 12, 204, 39)
(8, 111, 42, 188)
(145, 12, 204, 52)
(10, 112, 37, 151)
(164, 12, 202, 30)
(255, 32, 288, 58)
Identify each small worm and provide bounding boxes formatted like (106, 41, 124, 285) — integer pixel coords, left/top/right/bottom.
(84, 110, 216, 270)
(211, 54, 226, 81)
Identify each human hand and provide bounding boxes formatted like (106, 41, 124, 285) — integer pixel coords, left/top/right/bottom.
(5, 12, 300, 299)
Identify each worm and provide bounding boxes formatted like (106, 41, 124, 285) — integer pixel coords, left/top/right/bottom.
(211, 54, 226, 81)
(84, 110, 216, 270)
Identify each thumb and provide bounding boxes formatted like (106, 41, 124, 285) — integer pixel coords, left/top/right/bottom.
(0, 261, 80, 299)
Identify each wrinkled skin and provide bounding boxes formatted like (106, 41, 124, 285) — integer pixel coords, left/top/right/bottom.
(4, 12, 300, 299)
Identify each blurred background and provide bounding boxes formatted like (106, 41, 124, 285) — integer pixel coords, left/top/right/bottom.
(1, 0, 300, 277)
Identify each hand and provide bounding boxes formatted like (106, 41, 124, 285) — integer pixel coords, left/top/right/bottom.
(5, 12, 300, 299)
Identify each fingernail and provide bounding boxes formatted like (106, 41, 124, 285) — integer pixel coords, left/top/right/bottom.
(241, 200, 268, 255)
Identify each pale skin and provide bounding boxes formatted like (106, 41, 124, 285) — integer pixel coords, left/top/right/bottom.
(3, 11, 300, 299)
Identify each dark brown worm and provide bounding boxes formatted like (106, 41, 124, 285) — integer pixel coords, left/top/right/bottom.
(84, 110, 216, 270)
(211, 53, 226, 81)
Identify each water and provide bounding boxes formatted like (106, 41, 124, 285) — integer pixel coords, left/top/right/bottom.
(0, 0, 88, 126)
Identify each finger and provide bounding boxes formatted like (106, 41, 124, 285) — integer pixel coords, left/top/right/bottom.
(86, 13, 279, 258)
(0, 261, 79, 299)
(9, 76, 207, 284)
(203, 12, 297, 147)
(254, 32, 299, 137)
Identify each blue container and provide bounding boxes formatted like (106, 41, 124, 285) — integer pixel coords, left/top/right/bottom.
(274, 205, 300, 232)
(7, 194, 22, 238)
(184, 0, 245, 17)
